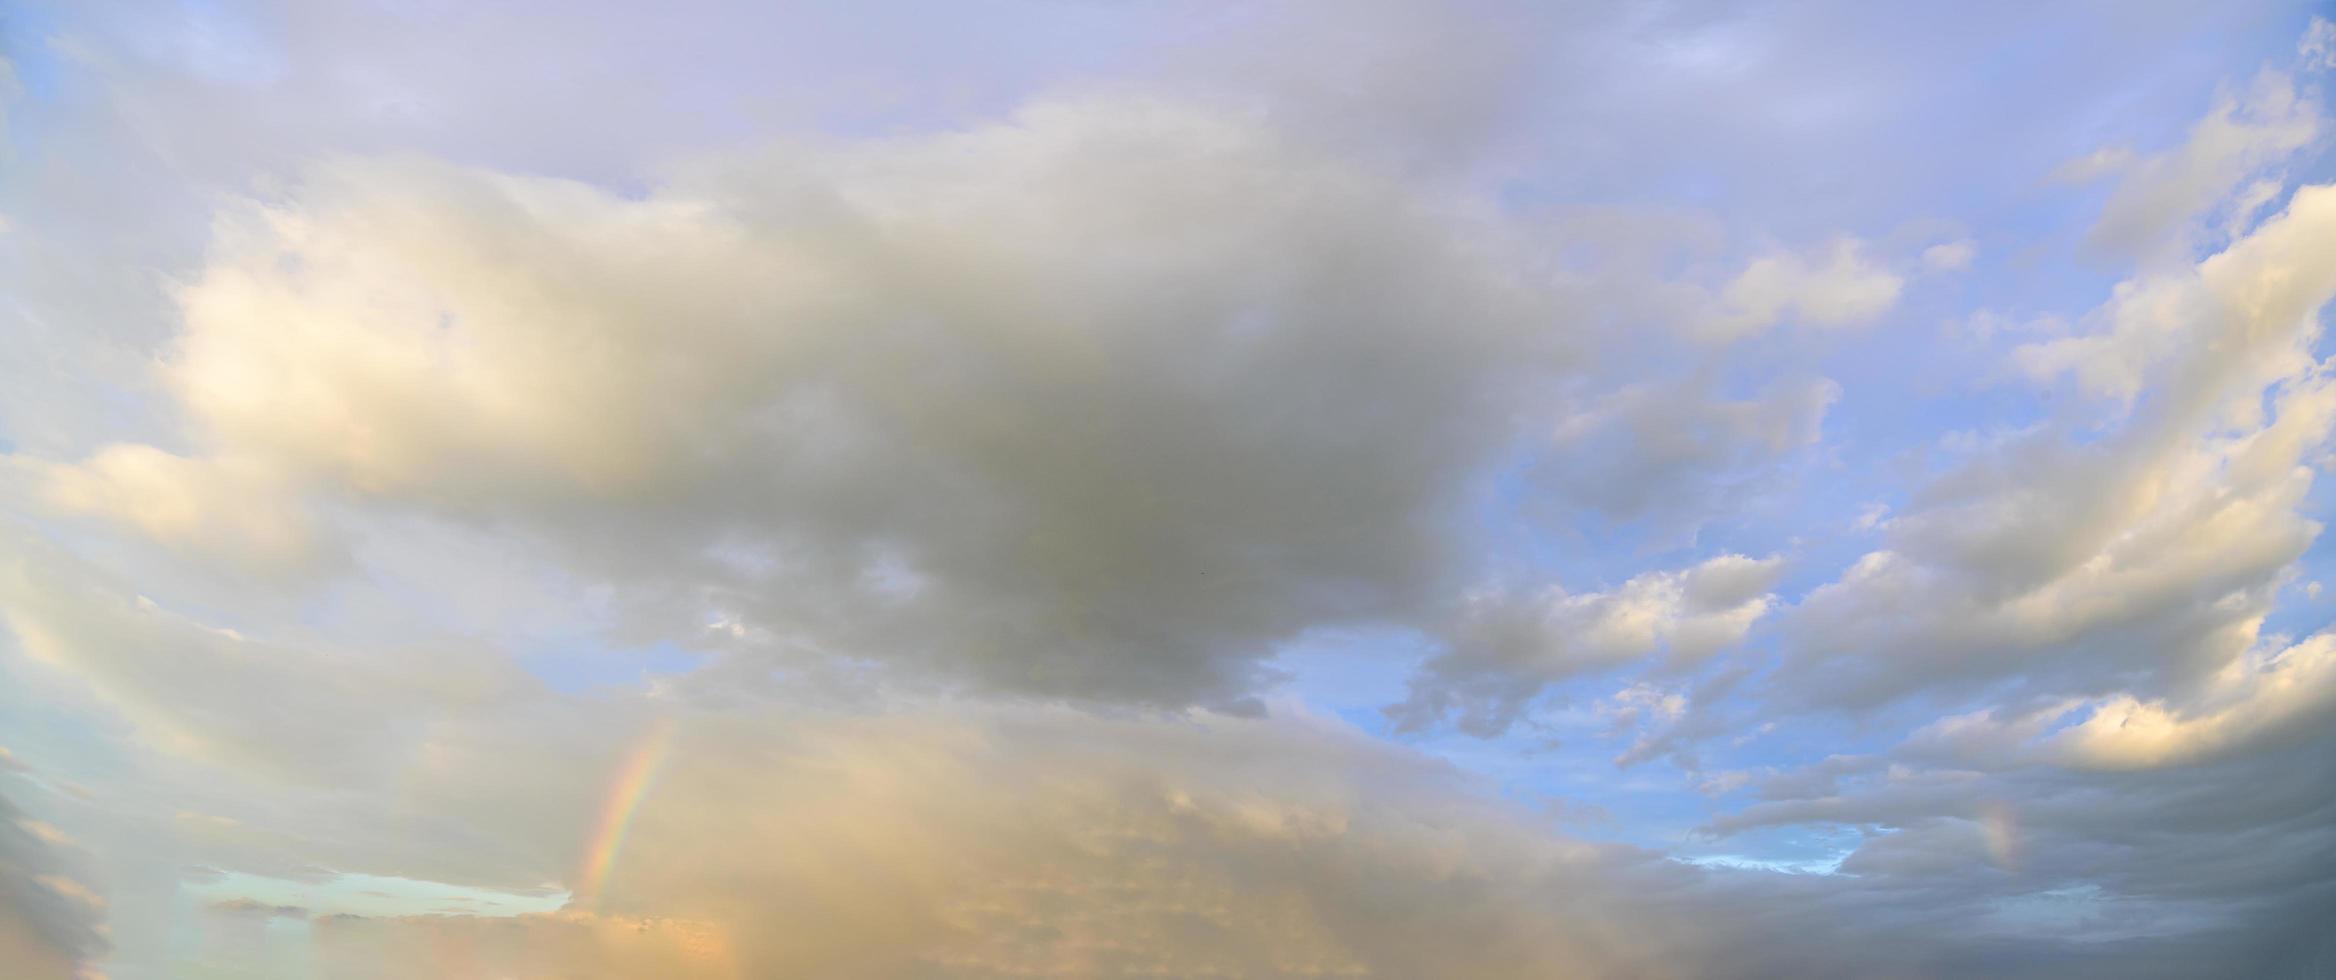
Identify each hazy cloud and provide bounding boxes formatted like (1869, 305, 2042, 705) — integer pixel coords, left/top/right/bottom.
(0, 791, 106, 980)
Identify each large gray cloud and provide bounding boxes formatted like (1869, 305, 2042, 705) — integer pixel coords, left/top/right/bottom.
(24, 97, 1571, 707)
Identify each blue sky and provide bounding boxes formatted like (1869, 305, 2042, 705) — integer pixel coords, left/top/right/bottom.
(5, 2, 2336, 977)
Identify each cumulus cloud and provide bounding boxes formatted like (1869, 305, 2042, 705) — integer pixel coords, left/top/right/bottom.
(1393, 554, 1784, 735)
(1785, 177, 2336, 709)
(25, 97, 1573, 709)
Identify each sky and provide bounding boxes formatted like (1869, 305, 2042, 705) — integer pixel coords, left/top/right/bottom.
(3, 1, 2336, 977)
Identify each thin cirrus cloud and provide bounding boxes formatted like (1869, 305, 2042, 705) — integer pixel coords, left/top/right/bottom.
(3, 2, 2336, 978)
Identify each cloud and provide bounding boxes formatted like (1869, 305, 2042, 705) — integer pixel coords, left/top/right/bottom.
(2049, 146, 2136, 184)
(23, 96, 1576, 709)
(206, 897, 309, 919)
(2086, 69, 2320, 258)
(1393, 554, 1784, 735)
(1700, 237, 1904, 339)
(2302, 16, 2335, 72)
(24, 445, 325, 575)
(1532, 376, 1838, 532)
(1895, 630, 2336, 776)
(0, 790, 107, 980)
(1688, 71, 2336, 971)
(2016, 180, 2336, 407)
(140, 695, 2293, 980)
(0, 533, 536, 785)
(2022, 631, 2336, 771)
(0, 540, 1809, 978)
(11, 543, 2285, 979)
(310, 911, 735, 980)
(6, 6, 2336, 979)
(1705, 708, 2336, 975)
(1784, 177, 2336, 710)
(1922, 238, 1977, 272)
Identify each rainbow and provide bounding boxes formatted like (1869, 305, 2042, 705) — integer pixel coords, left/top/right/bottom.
(573, 717, 680, 906)
(1979, 801, 2019, 871)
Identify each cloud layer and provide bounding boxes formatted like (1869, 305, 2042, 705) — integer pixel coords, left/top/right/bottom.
(4, 2, 2336, 978)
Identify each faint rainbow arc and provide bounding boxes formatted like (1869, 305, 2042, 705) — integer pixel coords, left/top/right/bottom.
(1980, 800, 2019, 870)
(573, 717, 680, 905)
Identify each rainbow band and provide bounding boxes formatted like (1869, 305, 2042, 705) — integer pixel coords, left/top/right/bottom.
(574, 717, 680, 905)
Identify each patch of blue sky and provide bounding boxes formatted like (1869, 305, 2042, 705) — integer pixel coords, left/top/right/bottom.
(520, 639, 707, 696)
(1977, 883, 2225, 942)
(1675, 847, 1848, 877)
(183, 868, 567, 919)
(0, 0, 65, 99)
(0, 635, 146, 799)
(1271, 624, 1877, 857)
